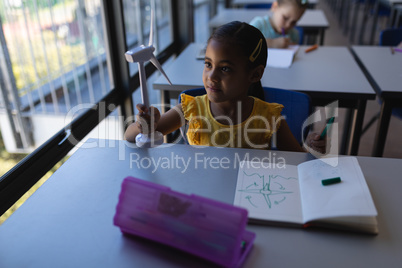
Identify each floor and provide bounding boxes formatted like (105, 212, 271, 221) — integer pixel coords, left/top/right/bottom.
(317, 1, 402, 158)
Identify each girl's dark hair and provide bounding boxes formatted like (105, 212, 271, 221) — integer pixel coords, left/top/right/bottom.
(208, 21, 267, 101)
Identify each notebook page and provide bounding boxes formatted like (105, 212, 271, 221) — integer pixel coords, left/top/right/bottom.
(267, 45, 299, 68)
(234, 161, 303, 224)
(297, 157, 377, 223)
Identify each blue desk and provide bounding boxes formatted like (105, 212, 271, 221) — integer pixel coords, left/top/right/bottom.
(0, 139, 402, 267)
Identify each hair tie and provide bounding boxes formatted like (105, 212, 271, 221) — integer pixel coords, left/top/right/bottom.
(249, 39, 263, 63)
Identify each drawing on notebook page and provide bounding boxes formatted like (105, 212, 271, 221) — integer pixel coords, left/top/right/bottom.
(237, 171, 297, 209)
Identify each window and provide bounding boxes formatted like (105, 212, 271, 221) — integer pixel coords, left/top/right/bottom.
(0, 0, 174, 153)
(0, 0, 189, 217)
(0, 0, 222, 219)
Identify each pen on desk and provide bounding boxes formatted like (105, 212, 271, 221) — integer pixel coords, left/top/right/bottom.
(305, 44, 318, 53)
(394, 47, 402, 53)
(322, 177, 341, 186)
(320, 117, 335, 140)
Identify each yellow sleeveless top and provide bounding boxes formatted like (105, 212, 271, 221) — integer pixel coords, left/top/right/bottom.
(181, 94, 283, 149)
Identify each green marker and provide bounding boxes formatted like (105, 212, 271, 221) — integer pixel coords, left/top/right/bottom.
(321, 177, 341, 186)
(320, 117, 335, 140)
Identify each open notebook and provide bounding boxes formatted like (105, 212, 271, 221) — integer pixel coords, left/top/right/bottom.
(267, 45, 299, 68)
(233, 156, 378, 234)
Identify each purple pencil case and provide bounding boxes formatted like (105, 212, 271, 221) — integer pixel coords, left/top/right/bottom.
(114, 176, 255, 268)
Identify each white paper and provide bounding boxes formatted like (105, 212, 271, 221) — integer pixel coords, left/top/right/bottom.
(297, 157, 378, 223)
(267, 45, 299, 68)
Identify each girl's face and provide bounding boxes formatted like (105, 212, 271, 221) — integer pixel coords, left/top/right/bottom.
(203, 39, 261, 104)
(270, 3, 305, 34)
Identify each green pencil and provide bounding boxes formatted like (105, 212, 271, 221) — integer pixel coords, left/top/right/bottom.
(320, 117, 335, 140)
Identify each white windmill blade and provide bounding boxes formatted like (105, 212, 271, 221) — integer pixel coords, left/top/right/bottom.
(150, 55, 172, 85)
(149, 0, 155, 47)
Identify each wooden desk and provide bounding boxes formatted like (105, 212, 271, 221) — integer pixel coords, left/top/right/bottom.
(209, 9, 329, 45)
(153, 43, 376, 155)
(1, 139, 401, 267)
(351, 45, 402, 157)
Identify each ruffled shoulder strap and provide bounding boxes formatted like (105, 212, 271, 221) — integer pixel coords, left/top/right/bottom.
(254, 98, 283, 115)
(181, 93, 207, 121)
(253, 98, 284, 133)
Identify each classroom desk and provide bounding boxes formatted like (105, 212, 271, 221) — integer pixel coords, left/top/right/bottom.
(209, 9, 329, 45)
(1, 139, 401, 267)
(231, 0, 318, 9)
(153, 43, 376, 155)
(351, 46, 402, 157)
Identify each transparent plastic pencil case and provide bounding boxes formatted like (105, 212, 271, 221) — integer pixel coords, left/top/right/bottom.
(114, 176, 255, 268)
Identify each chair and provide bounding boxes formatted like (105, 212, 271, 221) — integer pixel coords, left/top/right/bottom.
(295, 26, 304, 45)
(178, 87, 311, 145)
(262, 87, 311, 144)
(362, 28, 402, 135)
(244, 3, 272, 9)
(379, 27, 402, 46)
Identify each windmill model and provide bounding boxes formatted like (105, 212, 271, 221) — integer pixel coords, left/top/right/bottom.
(125, 3, 172, 148)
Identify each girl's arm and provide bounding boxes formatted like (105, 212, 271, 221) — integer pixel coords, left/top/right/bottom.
(156, 104, 185, 135)
(124, 104, 184, 142)
(275, 119, 305, 152)
(275, 119, 327, 153)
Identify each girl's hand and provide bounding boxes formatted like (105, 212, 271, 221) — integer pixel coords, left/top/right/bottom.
(305, 133, 328, 154)
(135, 104, 161, 134)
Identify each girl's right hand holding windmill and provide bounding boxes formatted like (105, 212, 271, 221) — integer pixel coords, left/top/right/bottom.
(124, 104, 161, 142)
(135, 104, 161, 135)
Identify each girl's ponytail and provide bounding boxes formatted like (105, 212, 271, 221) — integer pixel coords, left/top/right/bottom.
(248, 81, 265, 101)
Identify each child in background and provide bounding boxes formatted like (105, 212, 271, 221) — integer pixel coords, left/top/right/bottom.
(249, 0, 308, 48)
(125, 21, 326, 153)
